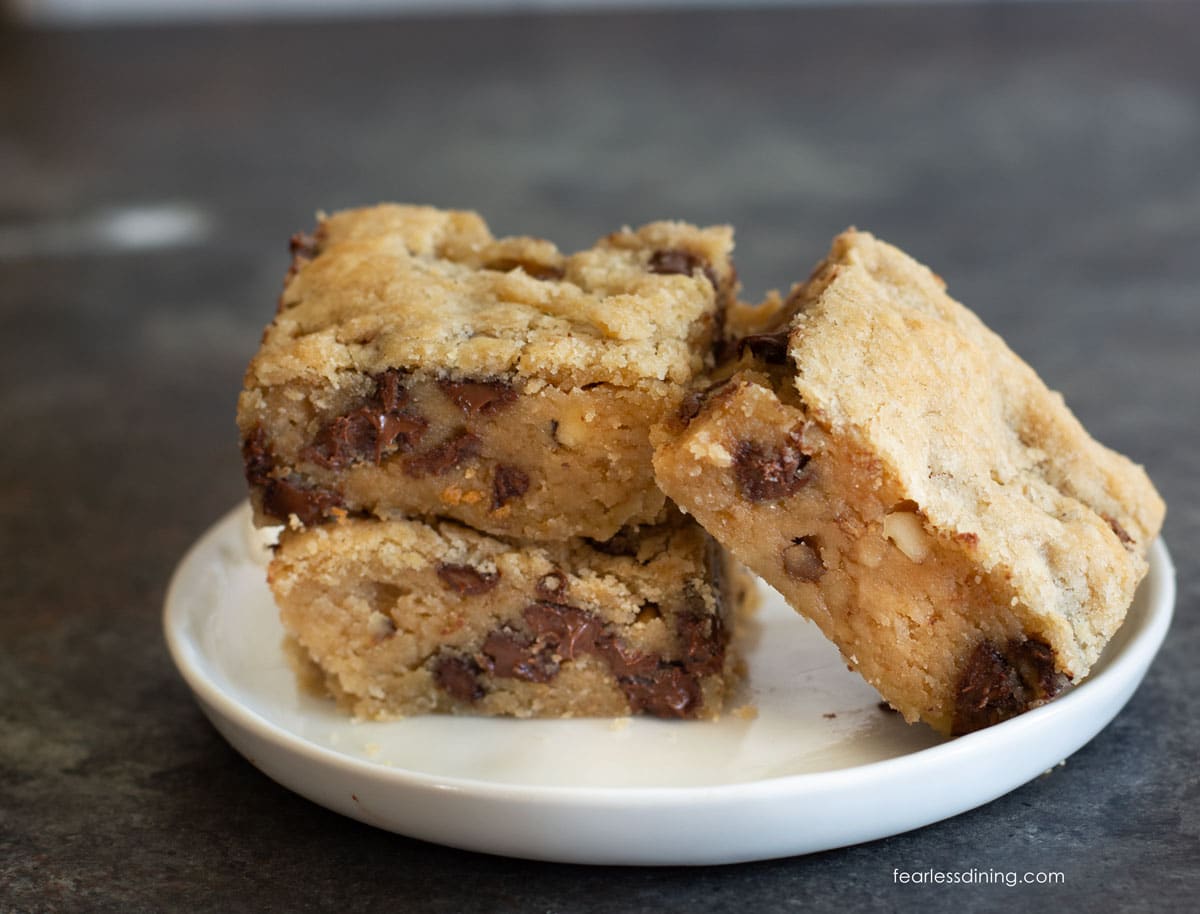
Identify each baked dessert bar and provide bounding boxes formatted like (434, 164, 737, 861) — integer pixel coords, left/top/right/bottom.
(269, 512, 748, 720)
(653, 230, 1164, 735)
(238, 204, 736, 541)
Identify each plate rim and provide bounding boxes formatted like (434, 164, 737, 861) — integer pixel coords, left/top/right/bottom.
(164, 502, 1176, 807)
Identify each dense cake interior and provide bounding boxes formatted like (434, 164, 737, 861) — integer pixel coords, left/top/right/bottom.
(270, 513, 748, 720)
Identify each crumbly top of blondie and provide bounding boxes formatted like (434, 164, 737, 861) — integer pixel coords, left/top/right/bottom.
(787, 231, 1164, 661)
(247, 204, 733, 390)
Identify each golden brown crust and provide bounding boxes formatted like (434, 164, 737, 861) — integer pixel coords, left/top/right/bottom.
(248, 204, 737, 392)
(238, 204, 738, 539)
(653, 229, 1165, 734)
(789, 231, 1164, 674)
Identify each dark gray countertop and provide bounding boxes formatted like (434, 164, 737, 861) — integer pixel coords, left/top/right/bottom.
(1, 2, 1197, 911)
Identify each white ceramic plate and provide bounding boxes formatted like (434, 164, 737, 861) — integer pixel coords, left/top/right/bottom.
(164, 503, 1175, 865)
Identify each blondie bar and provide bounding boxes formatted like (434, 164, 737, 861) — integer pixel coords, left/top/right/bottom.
(653, 230, 1164, 735)
(269, 512, 747, 720)
(238, 205, 736, 541)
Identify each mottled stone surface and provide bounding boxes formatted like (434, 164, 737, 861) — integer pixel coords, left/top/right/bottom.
(0, 2, 1197, 911)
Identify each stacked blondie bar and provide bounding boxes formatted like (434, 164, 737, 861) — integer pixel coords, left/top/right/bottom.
(239, 205, 1164, 734)
(237, 205, 747, 720)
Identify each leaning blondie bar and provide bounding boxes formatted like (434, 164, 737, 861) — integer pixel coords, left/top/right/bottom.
(269, 512, 747, 720)
(239, 204, 736, 541)
(653, 230, 1164, 735)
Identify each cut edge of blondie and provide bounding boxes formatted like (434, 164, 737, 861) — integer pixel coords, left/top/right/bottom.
(269, 512, 752, 722)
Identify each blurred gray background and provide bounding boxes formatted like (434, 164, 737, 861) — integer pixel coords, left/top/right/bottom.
(1, 2, 1196, 912)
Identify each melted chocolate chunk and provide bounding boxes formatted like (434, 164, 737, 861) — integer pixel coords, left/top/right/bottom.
(261, 476, 341, 526)
(733, 428, 811, 501)
(242, 427, 342, 525)
(952, 638, 1068, 735)
(433, 654, 484, 703)
(303, 370, 428, 469)
(479, 629, 560, 683)
(404, 430, 482, 477)
(648, 248, 719, 289)
(782, 536, 825, 582)
(614, 663, 700, 718)
(375, 370, 407, 411)
(520, 600, 712, 718)
(305, 409, 428, 469)
(523, 602, 604, 659)
(241, 427, 274, 486)
(483, 258, 566, 281)
(676, 612, 726, 677)
(439, 379, 518, 417)
(492, 465, 530, 509)
(1009, 639, 1066, 699)
(435, 563, 500, 596)
(305, 412, 376, 469)
(737, 331, 791, 365)
(594, 636, 661, 681)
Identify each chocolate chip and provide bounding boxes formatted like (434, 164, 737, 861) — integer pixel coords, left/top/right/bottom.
(242, 426, 342, 525)
(436, 563, 500, 596)
(241, 426, 274, 487)
(676, 612, 726, 676)
(733, 428, 811, 501)
(952, 638, 1068, 735)
(439, 378, 518, 417)
(483, 258, 566, 281)
(492, 464, 530, 509)
(404, 430, 482, 477)
(514, 599, 719, 719)
(302, 370, 428, 470)
(614, 664, 701, 718)
(479, 629, 560, 683)
(595, 636, 660, 681)
(374, 411, 429, 456)
(535, 571, 569, 603)
(737, 331, 791, 365)
(523, 602, 604, 659)
(648, 248, 719, 288)
(1010, 638, 1066, 699)
(261, 476, 342, 526)
(433, 654, 484, 703)
(304, 408, 429, 469)
(782, 536, 825, 582)
(374, 369, 407, 412)
(304, 412, 376, 470)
